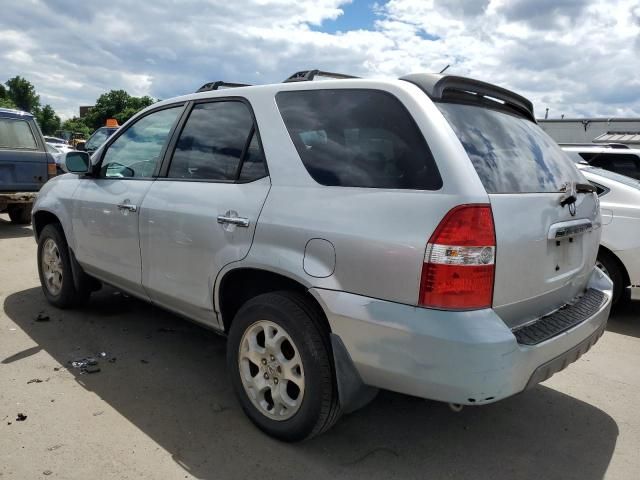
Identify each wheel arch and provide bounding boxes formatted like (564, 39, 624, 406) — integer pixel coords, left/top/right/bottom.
(598, 245, 631, 288)
(216, 267, 331, 335)
(33, 209, 63, 241)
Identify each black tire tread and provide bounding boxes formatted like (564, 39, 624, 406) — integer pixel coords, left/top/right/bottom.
(228, 290, 341, 441)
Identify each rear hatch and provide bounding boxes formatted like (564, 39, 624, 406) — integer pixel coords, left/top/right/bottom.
(0, 116, 47, 192)
(437, 102, 601, 328)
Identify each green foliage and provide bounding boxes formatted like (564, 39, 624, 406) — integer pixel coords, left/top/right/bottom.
(35, 104, 61, 136)
(1, 76, 156, 138)
(85, 90, 155, 130)
(60, 117, 92, 138)
(5, 76, 40, 113)
(0, 84, 17, 109)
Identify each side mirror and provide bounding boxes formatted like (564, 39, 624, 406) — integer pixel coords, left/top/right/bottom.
(76, 142, 86, 151)
(63, 151, 91, 174)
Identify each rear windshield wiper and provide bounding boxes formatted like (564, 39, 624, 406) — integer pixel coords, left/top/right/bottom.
(559, 181, 596, 207)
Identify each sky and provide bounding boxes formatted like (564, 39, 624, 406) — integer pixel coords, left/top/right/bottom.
(0, 0, 639, 120)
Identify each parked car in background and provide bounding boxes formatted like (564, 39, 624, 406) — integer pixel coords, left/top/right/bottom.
(78, 119, 120, 155)
(562, 144, 640, 180)
(575, 164, 640, 305)
(0, 108, 56, 223)
(32, 71, 612, 441)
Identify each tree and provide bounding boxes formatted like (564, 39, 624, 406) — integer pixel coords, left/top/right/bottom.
(5, 76, 40, 113)
(0, 84, 17, 109)
(36, 104, 61, 136)
(61, 117, 92, 138)
(86, 90, 155, 130)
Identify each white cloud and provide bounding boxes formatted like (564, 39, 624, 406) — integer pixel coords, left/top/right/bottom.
(0, 0, 638, 120)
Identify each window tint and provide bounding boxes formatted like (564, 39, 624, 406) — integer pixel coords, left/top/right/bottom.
(101, 107, 181, 178)
(438, 103, 582, 193)
(168, 101, 259, 181)
(238, 131, 267, 182)
(276, 89, 442, 189)
(580, 153, 640, 180)
(0, 119, 37, 149)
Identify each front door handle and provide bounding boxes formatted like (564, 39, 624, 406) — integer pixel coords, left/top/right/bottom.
(117, 202, 138, 213)
(217, 215, 249, 228)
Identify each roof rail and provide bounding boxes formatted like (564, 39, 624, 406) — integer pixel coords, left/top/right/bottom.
(196, 81, 252, 93)
(400, 73, 535, 122)
(283, 70, 359, 83)
(558, 143, 630, 149)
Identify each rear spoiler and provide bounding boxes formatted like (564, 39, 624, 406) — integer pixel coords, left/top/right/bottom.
(400, 73, 536, 122)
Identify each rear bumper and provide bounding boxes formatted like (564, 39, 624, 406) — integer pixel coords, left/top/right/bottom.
(311, 268, 612, 405)
(0, 192, 38, 203)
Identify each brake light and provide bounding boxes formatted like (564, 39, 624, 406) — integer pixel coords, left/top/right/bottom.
(419, 204, 496, 310)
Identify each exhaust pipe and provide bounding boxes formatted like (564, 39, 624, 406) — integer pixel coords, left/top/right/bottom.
(448, 403, 464, 413)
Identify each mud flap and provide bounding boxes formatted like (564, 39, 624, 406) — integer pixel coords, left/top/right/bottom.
(330, 333, 378, 414)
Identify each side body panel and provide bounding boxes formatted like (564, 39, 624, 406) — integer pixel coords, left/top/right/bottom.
(70, 178, 154, 297)
(140, 177, 270, 326)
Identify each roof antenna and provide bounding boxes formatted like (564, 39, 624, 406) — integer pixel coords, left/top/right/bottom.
(545, 108, 549, 120)
(439, 64, 450, 74)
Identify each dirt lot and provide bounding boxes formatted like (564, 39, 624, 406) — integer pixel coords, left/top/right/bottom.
(1, 214, 639, 480)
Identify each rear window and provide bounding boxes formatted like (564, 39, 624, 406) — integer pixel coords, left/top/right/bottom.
(584, 166, 640, 190)
(437, 103, 582, 193)
(0, 118, 37, 149)
(276, 89, 442, 190)
(579, 152, 640, 180)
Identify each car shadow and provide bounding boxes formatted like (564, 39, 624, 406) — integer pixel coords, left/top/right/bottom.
(0, 216, 33, 239)
(4, 287, 619, 480)
(606, 300, 640, 338)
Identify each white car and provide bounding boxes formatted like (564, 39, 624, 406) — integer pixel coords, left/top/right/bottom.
(578, 164, 640, 304)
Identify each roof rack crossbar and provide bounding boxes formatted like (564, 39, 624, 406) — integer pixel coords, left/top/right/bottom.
(283, 70, 359, 83)
(196, 81, 252, 93)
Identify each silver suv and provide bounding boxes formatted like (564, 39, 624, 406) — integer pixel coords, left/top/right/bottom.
(32, 71, 613, 441)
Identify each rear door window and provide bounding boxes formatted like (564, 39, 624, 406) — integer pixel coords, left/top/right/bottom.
(168, 101, 266, 182)
(437, 103, 582, 193)
(276, 89, 442, 190)
(0, 119, 37, 149)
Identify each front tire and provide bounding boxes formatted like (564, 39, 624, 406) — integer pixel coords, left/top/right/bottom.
(8, 204, 32, 224)
(37, 224, 90, 308)
(227, 291, 340, 441)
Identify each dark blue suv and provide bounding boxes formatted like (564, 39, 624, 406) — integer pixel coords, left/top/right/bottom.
(0, 108, 55, 223)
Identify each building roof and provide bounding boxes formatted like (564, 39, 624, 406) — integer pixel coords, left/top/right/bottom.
(593, 132, 640, 144)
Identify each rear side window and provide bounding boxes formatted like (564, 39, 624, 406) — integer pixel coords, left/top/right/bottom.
(0, 119, 37, 149)
(276, 89, 442, 189)
(580, 153, 640, 180)
(168, 101, 266, 182)
(438, 103, 582, 193)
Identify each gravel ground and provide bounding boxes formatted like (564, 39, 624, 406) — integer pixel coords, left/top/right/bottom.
(1, 214, 639, 479)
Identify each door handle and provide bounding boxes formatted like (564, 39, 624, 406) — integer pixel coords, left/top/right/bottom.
(117, 202, 138, 213)
(217, 215, 249, 227)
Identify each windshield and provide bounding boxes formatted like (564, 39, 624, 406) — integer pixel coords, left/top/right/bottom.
(86, 127, 115, 151)
(437, 103, 583, 193)
(584, 166, 640, 189)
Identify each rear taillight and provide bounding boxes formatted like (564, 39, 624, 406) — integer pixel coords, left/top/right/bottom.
(419, 204, 496, 310)
(47, 156, 57, 179)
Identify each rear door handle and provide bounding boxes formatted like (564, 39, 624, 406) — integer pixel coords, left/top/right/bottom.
(217, 215, 249, 227)
(117, 202, 138, 213)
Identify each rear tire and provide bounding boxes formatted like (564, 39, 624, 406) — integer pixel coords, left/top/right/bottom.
(597, 250, 627, 305)
(227, 291, 340, 441)
(37, 224, 90, 308)
(8, 204, 32, 224)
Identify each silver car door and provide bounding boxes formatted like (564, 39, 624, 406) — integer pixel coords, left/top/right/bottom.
(140, 100, 270, 327)
(71, 105, 184, 297)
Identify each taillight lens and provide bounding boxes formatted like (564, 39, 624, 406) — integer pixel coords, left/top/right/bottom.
(47, 157, 57, 179)
(419, 204, 496, 310)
